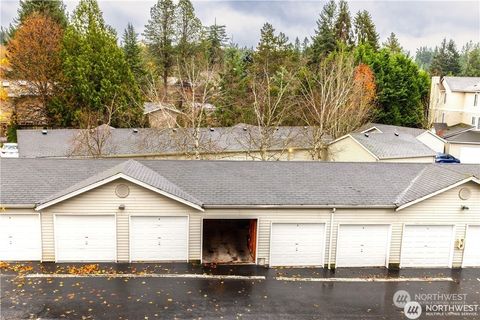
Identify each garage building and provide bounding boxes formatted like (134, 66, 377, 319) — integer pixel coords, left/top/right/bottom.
(0, 159, 479, 268)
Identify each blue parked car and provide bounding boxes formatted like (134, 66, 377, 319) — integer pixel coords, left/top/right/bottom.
(435, 153, 461, 163)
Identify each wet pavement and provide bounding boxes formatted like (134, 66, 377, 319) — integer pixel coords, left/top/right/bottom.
(1, 263, 480, 319)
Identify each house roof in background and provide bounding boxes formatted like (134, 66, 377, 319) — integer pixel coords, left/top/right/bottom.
(16, 125, 319, 158)
(1, 159, 478, 209)
(348, 132, 436, 159)
(358, 123, 427, 138)
(433, 123, 475, 139)
(445, 130, 480, 144)
(443, 77, 480, 92)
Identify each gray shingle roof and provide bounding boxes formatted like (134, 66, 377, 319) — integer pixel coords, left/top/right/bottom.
(433, 123, 475, 138)
(38, 159, 202, 207)
(443, 77, 480, 92)
(445, 130, 480, 144)
(358, 123, 427, 137)
(16, 125, 317, 158)
(1, 159, 478, 209)
(349, 132, 436, 159)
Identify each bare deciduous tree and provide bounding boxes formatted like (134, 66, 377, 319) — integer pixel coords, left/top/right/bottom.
(239, 67, 296, 160)
(299, 52, 376, 160)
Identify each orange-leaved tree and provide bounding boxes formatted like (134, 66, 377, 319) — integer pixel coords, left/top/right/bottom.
(7, 12, 63, 110)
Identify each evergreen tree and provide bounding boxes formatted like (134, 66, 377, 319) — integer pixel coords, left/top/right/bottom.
(383, 32, 403, 53)
(176, 0, 202, 61)
(205, 21, 228, 65)
(144, 0, 177, 88)
(429, 38, 461, 76)
(254, 22, 292, 75)
(460, 42, 480, 76)
(310, 0, 337, 64)
(334, 0, 352, 46)
(122, 23, 146, 82)
(14, 0, 67, 27)
(357, 46, 429, 127)
(415, 46, 434, 70)
(353, 10, 379, 50)
(62, 0, 142, 127)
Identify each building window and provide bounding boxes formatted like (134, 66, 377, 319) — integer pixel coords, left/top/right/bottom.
(444, 93, 447, 104)
(473, 117, 477, 126)
(475, 93, 479, 107)
(478, 118, 480, 130)
(441, 112, 446, 123)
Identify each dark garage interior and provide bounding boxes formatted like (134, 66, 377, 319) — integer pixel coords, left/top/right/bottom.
(202, 219, 257, 264)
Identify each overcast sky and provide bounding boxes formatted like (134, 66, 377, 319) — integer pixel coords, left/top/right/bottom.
(1, 0, 479, 54)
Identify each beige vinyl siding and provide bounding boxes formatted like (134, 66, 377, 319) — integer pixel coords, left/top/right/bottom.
(328, 136, 377, 162)
(417, 132, 445, 154)
(39, 179, 197, 262)
(3, 180, 479, 267)
(446, 143, 480, 161)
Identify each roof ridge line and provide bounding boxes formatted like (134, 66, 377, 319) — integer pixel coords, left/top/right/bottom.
(128, 160, 204, 206)
(394, 166, 429, 206)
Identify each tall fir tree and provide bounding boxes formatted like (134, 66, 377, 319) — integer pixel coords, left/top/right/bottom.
(206, 21, 228, 65)
(383, 32, 403, 53)
(310, 0, 337, 64)
(62, 0, 142, 127)
(353, 10, 379, 50)
(175, 0, 202, 61)
(429, 38, 461, 76)
(144, 0, 177, 88)
(122, 23, 146, 82)
(415, 46, 434, 70)
(334, 0, 353, 47)
(460, 42, 480, 76)
(7, 0, 67, 40)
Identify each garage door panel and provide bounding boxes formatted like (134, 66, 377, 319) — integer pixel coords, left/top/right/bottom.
(0, 215, 41, 261)
(270, 223, 325, 267)
(401, 225, 454, 268)
(463, 226, 480, 267)
(130, 216, 188, 261)
(55, 215, 116, 262)
(336, 225, 390, 267)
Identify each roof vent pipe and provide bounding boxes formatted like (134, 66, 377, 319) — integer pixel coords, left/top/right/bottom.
(209, 128, 215, 132)
(394, 132, 399, 136)
(364, 133, 369, 137)
(42, 129, 47, 135)
(133, 128, 138, 133)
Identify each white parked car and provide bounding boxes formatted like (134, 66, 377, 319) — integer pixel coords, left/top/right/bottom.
(0, 143, 19, 158)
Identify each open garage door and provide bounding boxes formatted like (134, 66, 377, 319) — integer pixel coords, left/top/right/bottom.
(463, 225, 480, 267)
(0, 214, 41, 261)
(336, 224, 390, 267)
(270, 223, 325, 267)
(400, 225, 454, 268)
(55, 215, 116, 262)
(202, 219, 257, 264)
(130, 216, 188, 261)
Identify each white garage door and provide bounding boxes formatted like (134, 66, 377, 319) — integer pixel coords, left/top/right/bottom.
(130, 216, 188, 261)
(460, 147, 480, 164)
(336, 225, 390, 267)
(270, 223, 325, 267)
(401, 225, 454, 268)
(0, 214, 41, 261)
(55, 215, 116, 262)
(463, 225, 480, 267)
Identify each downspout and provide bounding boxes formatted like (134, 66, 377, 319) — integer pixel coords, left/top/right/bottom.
(328, 207, 336, 270)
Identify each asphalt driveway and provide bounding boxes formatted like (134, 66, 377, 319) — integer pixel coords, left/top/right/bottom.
(1, 263, 479, 319)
